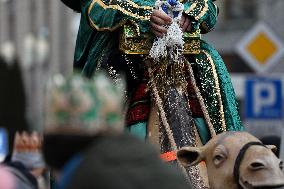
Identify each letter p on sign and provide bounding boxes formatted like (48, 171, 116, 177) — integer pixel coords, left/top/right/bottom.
(245, 77, 282, 119)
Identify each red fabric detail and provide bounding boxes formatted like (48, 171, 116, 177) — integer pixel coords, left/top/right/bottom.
(126, 70, 205, 127)
(187, 81, 203, 117)
(160, 151, 177, 162)
(127, 74, 151, 126)
(127, 103, 150, 126)
(129, 83, 149, 104)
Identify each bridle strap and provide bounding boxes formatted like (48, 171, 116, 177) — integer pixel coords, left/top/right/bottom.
(233, 141, 266, 188)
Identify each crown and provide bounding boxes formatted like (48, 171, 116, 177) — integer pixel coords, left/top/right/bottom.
(12, 131, 45, 170)
(45, 72, 125, 135)
(13, 131, 42, 152)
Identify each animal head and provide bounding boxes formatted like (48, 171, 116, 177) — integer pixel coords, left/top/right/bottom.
(177, 131, 284, 189)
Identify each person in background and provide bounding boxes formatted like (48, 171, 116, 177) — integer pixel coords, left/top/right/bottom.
(1, 131, 46, 189)
(11, 131, 46, 189)
(0, 165, 16, 189)
(2, 161, 39, 189)
(0, 55, 28, 156)
(43, 72, 192, 189)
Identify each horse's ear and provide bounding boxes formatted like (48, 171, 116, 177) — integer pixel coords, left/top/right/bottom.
(177, 147, 204, 167)
(266, 145, 277, 153)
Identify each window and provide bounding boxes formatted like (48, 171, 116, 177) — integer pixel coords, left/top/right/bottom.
(224, 0, 257, 20)
(213, 0, 257, 30)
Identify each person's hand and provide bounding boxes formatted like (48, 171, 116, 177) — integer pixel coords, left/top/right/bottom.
(180, 14, 192, 32)
(150, 10, 172, 38)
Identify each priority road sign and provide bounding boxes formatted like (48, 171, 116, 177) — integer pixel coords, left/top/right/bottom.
(236, 22, 284, 73)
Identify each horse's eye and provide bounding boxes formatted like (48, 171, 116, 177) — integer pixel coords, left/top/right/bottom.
(213, 145, 227, 167)
(213, 154, 225, 167)
(214, 154, 224, 161)
(251, 162, 264, 169)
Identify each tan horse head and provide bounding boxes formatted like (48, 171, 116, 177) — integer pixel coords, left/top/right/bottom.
(177, 131, 284, 189)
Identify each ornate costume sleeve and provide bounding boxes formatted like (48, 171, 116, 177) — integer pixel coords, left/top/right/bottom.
(183, 0, 218, 33)
(84, 0, 154, 33)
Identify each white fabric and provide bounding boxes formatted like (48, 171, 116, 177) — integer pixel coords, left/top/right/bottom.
(149, 0, 184, 61)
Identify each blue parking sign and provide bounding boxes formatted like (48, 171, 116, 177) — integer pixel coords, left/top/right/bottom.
(245, 77, 282, 119)
(0, 128, 8, 162)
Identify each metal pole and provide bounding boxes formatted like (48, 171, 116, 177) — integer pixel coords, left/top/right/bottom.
(31, 0, 46, 131)
(59, 4, 75, 76)
(14, 0, 34, 129)
(0, 1, 9, 45)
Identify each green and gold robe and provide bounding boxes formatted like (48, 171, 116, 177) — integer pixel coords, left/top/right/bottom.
(71, 0, 243, 145)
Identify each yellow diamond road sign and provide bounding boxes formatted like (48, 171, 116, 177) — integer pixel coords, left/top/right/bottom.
(236, 22, 284, 73)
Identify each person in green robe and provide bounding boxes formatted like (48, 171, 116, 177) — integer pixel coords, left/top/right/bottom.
(60, 0, 243, 145)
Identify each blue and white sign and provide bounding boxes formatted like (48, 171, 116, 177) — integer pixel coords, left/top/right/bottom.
(245, 77, 282, 119)
(0, 128, 8, 162)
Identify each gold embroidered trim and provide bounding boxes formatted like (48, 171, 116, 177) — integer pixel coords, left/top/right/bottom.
(119, 25, 201, 54)
(121, 0, 152, 10)
(202, 50, 226, 132)
(88, 0, 143, 32)
(184, 0, 209, 21)
(195, 0, 208, 20)
(88, 19, 128, 32)
(88, 0, 152, 29)
(185, 3, 197, 14)
(94, 0, 153, 11)
(130, 21, 141, 36)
